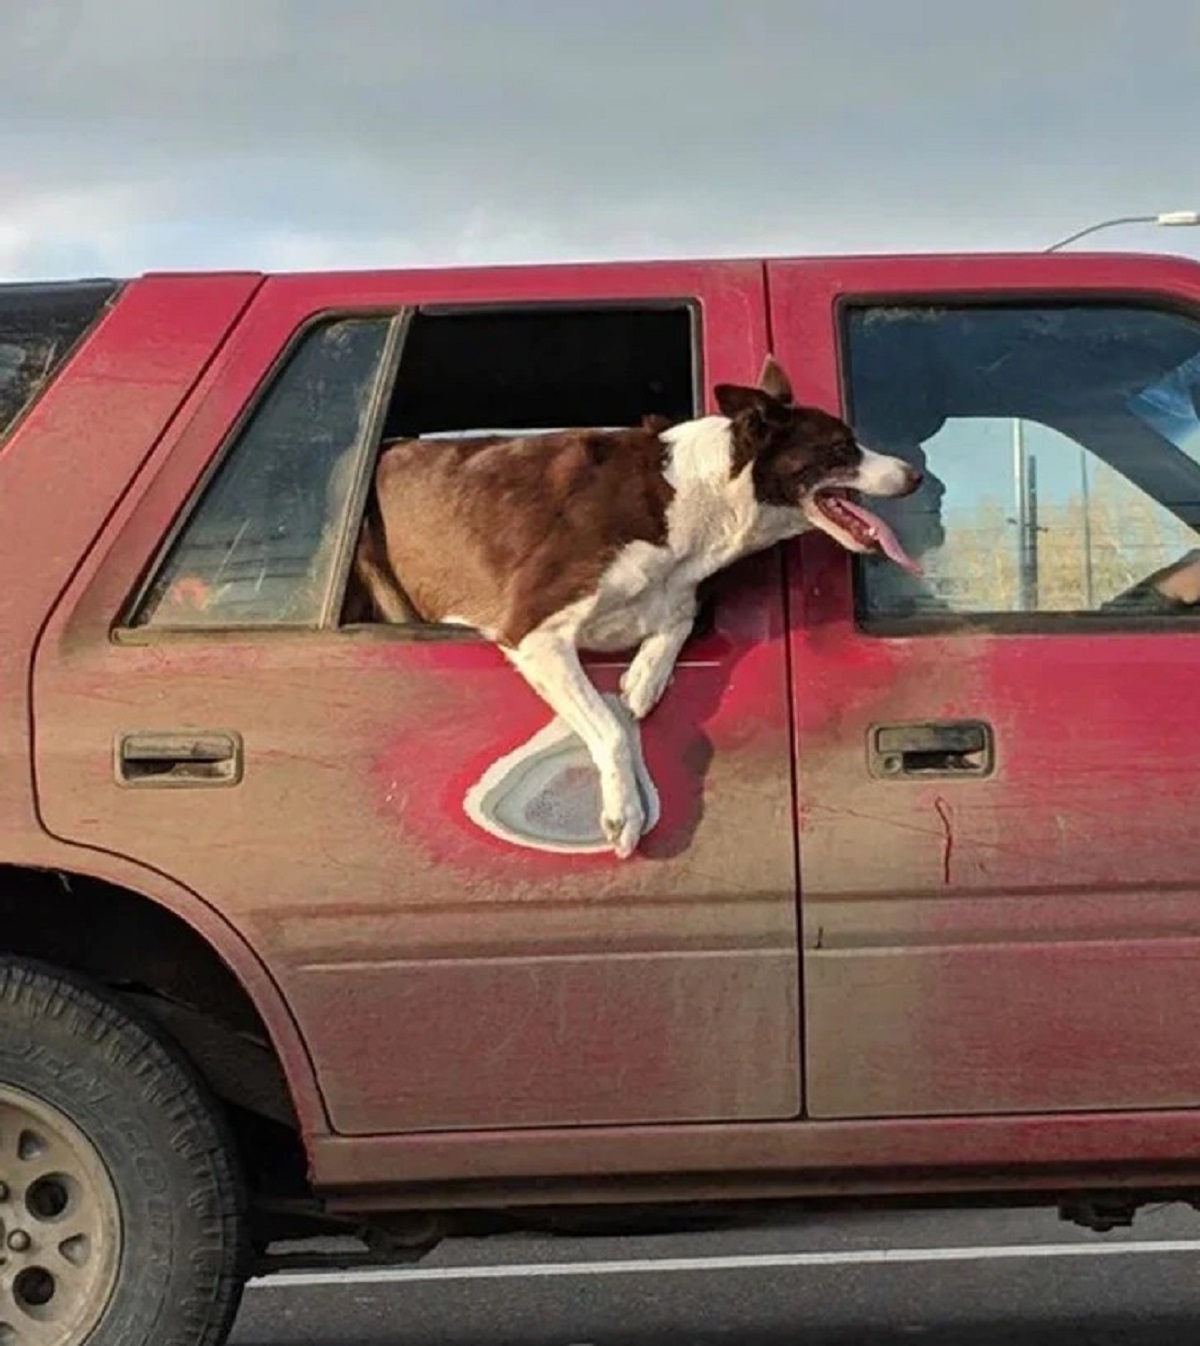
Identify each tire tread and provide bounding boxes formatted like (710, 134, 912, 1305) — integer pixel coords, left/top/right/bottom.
(0, 954, 249, 1346)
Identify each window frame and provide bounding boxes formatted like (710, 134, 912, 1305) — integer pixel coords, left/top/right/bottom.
(836, 289, 1200, 637)
(116, 296, 705, 643)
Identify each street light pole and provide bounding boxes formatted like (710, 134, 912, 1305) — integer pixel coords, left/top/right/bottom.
(1046, 210, 1200, 252)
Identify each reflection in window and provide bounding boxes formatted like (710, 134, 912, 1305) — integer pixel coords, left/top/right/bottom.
(844, 304, 1200, 622)
(0, 280, 117, 439)
(134, 317, 391, 629)
(1129, 349, 1200, 459)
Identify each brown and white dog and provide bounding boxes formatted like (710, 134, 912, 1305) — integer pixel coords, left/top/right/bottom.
(350, 355, 922, 858)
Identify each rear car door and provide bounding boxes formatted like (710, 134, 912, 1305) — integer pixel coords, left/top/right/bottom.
(31, 263, 803, 1135)
(770, 253, 1200, 1118)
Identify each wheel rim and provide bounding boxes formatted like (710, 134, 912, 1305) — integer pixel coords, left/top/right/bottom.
(0, 1086, 121, 1345)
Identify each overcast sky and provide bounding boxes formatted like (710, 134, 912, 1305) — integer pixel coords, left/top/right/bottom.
(5, 0, 1200, 279)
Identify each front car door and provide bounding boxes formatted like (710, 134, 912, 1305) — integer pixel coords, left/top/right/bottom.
(32, 262, 803, 1135)
(771, 253, 1200, 1118)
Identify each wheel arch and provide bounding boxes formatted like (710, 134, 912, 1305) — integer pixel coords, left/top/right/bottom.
(0, 849, 329, 1145)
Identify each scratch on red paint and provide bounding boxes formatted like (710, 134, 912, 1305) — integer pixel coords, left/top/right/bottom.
(934, 796, 954, 885)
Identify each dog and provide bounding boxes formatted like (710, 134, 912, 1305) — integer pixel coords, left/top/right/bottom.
(349, 355, 922, 858)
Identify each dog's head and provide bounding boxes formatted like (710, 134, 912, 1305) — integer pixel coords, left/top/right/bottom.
(714, 356, 924, 571)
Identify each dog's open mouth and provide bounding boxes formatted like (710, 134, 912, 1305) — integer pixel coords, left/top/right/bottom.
(810, 489, 923, 575)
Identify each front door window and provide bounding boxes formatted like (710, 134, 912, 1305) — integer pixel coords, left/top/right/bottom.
(842, 303, 1200, 628)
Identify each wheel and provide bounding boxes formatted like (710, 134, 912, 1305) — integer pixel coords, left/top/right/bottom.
(0, 956, 249, 1346)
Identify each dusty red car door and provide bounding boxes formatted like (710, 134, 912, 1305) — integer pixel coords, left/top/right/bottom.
(31, 262, 802, 1135)
(771, 253, 1200, 1119)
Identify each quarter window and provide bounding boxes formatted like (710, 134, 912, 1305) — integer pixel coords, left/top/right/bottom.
(132, 316, 394, 629)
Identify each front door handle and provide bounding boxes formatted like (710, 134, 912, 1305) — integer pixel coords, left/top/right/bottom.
(868, 720, 994, 779)
(115, 731, 243, 787)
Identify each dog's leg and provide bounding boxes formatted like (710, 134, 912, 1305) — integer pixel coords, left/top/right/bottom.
(354, 540, 419, 623)
(507, 628, 646, 859)
(352, 508, 420, 624)
(620, 610, 695, 721)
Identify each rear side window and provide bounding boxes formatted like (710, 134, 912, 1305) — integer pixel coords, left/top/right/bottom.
(130, 302, 698, 632)
(0, 280, 119, 439)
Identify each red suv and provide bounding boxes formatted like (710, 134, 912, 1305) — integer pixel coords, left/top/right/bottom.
(5, 250, 1200, 1345)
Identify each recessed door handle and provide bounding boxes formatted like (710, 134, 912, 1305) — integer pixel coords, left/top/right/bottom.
(868, 720, 994, 779)
(115, 731, 242, 787)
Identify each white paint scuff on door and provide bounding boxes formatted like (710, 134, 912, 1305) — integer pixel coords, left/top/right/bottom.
(463, 693, 660, 854)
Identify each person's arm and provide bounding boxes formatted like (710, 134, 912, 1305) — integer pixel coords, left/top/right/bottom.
(1098, 548, 1200, 613)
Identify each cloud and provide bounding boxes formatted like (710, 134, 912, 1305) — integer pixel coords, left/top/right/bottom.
(4, 0, 1200, 277)
(0, 182, 168, 277)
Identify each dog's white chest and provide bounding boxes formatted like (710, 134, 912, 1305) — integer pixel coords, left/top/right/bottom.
(574, 423, 805, 652)
(578, 542, 693, 650)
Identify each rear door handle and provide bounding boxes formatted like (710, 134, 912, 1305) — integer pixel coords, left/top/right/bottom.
(115, 731, 243, 787)
(868, 720, 994, 779)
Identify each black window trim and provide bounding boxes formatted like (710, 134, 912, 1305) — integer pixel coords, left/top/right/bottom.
(834, 286, 1200, 638)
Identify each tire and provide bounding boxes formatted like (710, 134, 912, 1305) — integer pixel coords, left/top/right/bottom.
(0, 955, 249, 1346)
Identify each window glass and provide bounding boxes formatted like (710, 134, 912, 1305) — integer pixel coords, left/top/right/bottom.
(133, 316, 392, 629)
(844, 304, 1200, 623)
(0, 280, 118, 440)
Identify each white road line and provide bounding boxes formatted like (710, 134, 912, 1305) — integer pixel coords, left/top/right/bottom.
(249, 1237, 1200, 1289)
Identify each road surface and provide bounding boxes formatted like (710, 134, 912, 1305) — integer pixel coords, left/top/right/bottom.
(231, 1202, 1200, 1344)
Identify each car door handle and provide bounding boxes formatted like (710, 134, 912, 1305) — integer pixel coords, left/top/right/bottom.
(868, 720, 994, 779)
(115, 731, 243, 787)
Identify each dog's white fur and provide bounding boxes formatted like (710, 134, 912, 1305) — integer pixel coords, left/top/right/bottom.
(503, 414, 914, 859)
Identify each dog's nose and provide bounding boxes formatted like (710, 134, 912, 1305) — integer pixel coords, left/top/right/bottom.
(902, 465, 923, 494)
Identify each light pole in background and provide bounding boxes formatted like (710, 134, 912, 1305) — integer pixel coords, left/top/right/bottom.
(1046, 210, 1200, 252)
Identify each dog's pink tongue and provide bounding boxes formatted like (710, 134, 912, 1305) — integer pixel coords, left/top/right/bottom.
(838, 499, 923, 576)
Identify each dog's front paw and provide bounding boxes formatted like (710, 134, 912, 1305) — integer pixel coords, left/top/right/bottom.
(620, 661, 670, 721)
(601, 786, 646, 860)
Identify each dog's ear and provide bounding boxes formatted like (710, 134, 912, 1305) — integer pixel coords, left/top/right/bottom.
(717, 384, 793, 476)
(716, 357, 794, 420)
(715, 383, 775, 420)
(758, 354, 794, 405)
